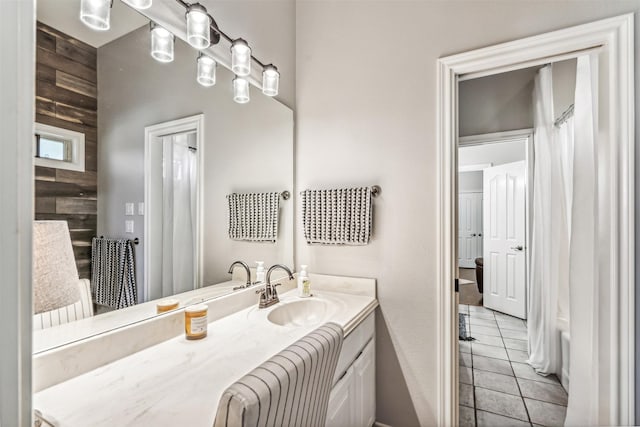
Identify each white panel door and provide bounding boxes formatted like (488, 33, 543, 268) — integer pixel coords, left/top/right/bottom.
(483, 161, 527, 318)
(458, 192, 483, 268)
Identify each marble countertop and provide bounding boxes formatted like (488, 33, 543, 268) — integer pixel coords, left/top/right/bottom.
(33, 287, 377, 426)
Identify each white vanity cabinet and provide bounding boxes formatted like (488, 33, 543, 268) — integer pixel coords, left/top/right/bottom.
(327, 312, 376, 427)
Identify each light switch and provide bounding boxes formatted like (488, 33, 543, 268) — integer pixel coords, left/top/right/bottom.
(138, 202, 145, 216)
(125, 220, 134, 234)
(125, 203, 135, 216)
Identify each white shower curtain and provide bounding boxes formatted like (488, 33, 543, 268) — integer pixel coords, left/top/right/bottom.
(161, 133, 197, 296)
(528, 54, 599, 426)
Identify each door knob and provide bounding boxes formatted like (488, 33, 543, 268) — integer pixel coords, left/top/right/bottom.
(471, 233, 476, 237)
(511, 245, 524, 251)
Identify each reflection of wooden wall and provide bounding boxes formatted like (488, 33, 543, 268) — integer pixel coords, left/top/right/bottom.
(35, 22, 97, 279)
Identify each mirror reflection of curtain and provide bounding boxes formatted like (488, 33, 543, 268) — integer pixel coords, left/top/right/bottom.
(161, 132, 197, 296)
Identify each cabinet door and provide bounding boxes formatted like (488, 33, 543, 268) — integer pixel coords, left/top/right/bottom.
(326, 367, 355, 427)
(353, 339, 376, 427)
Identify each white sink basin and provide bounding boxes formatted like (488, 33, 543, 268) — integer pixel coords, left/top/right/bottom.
(267, 299, 330, 327)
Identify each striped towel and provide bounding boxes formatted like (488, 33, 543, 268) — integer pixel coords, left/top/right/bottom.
(214, 323, 344, 427)
(227, 192, 280, 242)
(90, 237, 137, 309)
(301, 187, 373, 245)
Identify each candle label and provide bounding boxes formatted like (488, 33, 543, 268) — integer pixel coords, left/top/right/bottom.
(190, 316, 208, 334)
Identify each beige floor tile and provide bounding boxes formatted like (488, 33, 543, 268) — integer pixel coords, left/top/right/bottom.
(459, 405, 475, 427)
(503, 338, 528, 352)
(518, 378, 568, 406)
(525, 398, 567, 426)
(507, 348, 529, 363)
(511, 362, 560, 385)
(500, 329, 527, 340)
(460, 352, 472, 368)
(460, 366, 473, 385)
(460, 341, 472, 354)
(476, 410, 530, 427)
(475, 387, 528, 421)
(471, 325, 502, 337)
(472, 355, 513, 376)
(460, 383, 474, 408)
(472, 343, 509, 360)
(474, 370, 519, 395)
(471, 333, 504, 348)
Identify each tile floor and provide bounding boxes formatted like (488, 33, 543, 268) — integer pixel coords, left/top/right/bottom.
(459, 304, 568, 427)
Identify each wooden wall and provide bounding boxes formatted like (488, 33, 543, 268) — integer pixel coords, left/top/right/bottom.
(35, 22, 97, 279)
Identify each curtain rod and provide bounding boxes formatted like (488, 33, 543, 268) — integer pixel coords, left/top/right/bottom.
(554, 104, 574, 127)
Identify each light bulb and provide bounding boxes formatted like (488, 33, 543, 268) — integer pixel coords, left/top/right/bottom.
(197, 54, 217, 87)
(122, 0, 152, 10)
(80, 0, 111, 31)
(231, 39, 251, 77)
(150, 23, 174, 63)
(233, 77, 250, 104)
(262, 65, 279, 97)
(186, 4, 211, 50)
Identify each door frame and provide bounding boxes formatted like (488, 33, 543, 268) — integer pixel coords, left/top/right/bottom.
(144, 114, 205, 301)
(436, 14, 634, 426)
(459, 130, 533, 316)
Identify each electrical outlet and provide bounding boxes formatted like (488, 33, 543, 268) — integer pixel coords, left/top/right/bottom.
(125, 203, 135, 216)
(125, 220, 134, 233)
(138, 202, 145, 215)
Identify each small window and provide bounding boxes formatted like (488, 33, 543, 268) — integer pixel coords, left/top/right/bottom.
(34, 123, 85, 172)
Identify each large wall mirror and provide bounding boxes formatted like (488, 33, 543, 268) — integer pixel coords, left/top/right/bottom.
(33, 0, 294, 353)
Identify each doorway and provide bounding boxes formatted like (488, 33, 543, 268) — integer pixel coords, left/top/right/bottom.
(436, 15, 635, 427)
(144, 114, 204, 303)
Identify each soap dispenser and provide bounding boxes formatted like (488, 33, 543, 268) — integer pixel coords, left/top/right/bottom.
(298, 265, 311, 297)
(256, 261, 265, 284)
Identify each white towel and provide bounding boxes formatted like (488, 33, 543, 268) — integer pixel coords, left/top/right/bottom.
(227, 192, 280, 242)
(214, 323, 344, 427)
(301, 187, 373, 245)
(91, 237, 137, 309)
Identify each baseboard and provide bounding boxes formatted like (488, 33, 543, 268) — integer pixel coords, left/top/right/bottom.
(374, 422, 393, 427)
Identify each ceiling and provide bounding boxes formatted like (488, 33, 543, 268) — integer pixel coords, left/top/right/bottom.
(37, 0, 149, 48)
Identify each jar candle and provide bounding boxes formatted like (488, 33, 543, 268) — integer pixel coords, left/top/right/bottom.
(156, 298, 179, 314)
(185, 304, 208, 340)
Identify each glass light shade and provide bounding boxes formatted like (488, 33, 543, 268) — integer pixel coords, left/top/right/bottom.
(262, 65, 279, 97)
(150, 23, 174, 63)
(122, 0, 152, 9)
(197, 54, 217, 87)
(186, 4, 211, 50)
(233, 77, 250, 104)
(231, 39, 251, 77)
(80, 0, 111, 31)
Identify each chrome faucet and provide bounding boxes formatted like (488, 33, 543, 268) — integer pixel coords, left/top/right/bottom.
(228, 261, 252, 290)
(255, 264, 294, 308)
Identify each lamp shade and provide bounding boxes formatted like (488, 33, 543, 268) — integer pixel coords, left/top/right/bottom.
(80, 0, 111, 31)
(150, 23, 174, 63)
(262, 64, 279, 97)
(33, 221, 81, 314)
(186, 3, 211, 49)
(231, 39, 251, 76)
(122, 0, 152, 9)
(197, 53, 217, 86)
(233, 77, 250, 104)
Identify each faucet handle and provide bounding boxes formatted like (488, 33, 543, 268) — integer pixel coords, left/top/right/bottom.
(255, 287, 266, 295)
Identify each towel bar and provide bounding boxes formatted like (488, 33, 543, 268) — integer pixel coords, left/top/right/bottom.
(301, 185, 381, 197)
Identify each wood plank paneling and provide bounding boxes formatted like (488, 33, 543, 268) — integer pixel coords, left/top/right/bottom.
(35, 21, 98, 279)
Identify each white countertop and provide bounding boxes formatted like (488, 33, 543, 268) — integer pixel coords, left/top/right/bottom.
(33, 287, 377, 426)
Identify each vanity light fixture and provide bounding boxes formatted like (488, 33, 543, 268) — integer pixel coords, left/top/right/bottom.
(261, 65, 279, 97)
(80, 0, 112, 31)
(197, 53, 217, 87)
(186, 3, 212, 49)
(231, 39, 251, 77)
(233, 77, 250, 104)
(122, 0, 152, 10)
(150, 22, 174, 63)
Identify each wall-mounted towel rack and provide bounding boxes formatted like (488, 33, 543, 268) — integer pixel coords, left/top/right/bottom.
(301, 185, 381, 198)
(99, 236, 139, 245)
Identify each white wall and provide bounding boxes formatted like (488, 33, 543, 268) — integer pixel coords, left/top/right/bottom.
(459, 66, 537, 137)
(295, 1, 640, 425)
(98, 27, 293, 299)
(459, 140, 527, 167)
(459, 171, 483, 193)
